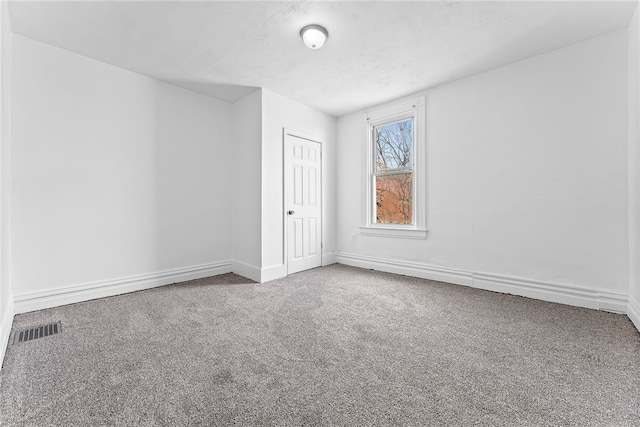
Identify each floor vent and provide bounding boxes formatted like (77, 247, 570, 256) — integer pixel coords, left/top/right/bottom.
(13, 322, 62, 345)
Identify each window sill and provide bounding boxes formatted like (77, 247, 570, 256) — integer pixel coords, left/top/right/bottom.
(358, 226, 428, 240)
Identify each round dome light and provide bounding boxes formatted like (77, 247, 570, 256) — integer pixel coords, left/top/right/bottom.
(300, 24, 328, 50)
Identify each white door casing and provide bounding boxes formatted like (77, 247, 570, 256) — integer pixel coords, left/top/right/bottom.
(284, 131, 322, 274)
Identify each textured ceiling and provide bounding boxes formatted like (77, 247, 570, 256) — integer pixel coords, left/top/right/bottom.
(8, 1, 638, 116)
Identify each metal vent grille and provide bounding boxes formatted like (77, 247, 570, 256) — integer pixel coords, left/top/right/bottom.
(13, 322, 62, 345)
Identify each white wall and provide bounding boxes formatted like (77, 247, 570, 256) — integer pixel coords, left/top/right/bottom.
(628, 4, 640, 330)
(0, 0, 14, 367)
(231, 89, 262, 281)
(337, 30, 630, 312)
(11, 35, 233, 311)
(261, 89, 337, 280)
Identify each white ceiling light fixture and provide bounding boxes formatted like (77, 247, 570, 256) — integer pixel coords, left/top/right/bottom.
(300, 24, 328, 50)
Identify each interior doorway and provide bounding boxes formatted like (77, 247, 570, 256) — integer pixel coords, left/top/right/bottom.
(284, 131, 322, 274)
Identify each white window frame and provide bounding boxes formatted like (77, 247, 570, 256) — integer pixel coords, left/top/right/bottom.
(360, 95, 427, 239)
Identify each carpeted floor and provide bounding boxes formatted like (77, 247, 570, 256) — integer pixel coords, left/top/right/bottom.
(0, 264, 639, 426)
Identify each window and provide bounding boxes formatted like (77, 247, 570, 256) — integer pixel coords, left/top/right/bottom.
(374, 117, 414, 225)
(360, 96, 426, 239)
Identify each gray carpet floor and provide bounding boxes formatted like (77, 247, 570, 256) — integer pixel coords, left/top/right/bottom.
(0, 264, 639, 426)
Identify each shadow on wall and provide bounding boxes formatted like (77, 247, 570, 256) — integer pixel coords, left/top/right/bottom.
(9, 32, 241, 305)
(150, 80, 235, 273)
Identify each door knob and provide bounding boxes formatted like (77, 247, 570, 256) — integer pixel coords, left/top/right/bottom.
(288, 210, 295, 215)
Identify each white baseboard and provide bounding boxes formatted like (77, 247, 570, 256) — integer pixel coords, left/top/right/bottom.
(629, 297, 640, 333)
(260, 264, 287, 283)
(258, 252, 338, 283)
(337, 252, 472, 287)
(472, 272, 627, 312)
(232, 260, 261, 282)
(13, 261, 232, 314)
(336, 252, 628, 313)
(322, 252, 337, 266)
(233, 251, 337, 283)
(233, 262, 287, 283)
(0, 298, 14, 370)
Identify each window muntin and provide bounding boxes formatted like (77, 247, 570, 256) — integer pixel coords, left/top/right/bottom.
(373, 118, 414, 225)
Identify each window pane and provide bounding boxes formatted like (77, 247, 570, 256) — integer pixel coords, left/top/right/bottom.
(375, 173, 412, 224)
(375, 118, 413, 173)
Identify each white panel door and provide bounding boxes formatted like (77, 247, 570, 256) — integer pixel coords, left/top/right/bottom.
(285, 133, 322, 274)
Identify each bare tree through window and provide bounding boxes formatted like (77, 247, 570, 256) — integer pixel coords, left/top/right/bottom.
(374, 118, 413, 224)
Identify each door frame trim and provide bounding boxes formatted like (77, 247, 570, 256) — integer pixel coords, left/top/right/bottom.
(282, 128, 323, 275)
